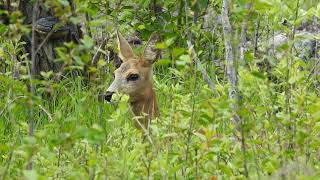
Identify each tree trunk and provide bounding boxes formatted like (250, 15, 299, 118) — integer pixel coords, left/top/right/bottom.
(221, 0, 238, 115)
(238, 3, 252, 63)
(19, 0, 82, 77)
(221, 0, 249, 177)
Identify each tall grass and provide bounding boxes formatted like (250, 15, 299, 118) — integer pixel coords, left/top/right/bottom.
(1, 59, 320, 179)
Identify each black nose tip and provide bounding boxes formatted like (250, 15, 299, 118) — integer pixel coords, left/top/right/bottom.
(105, 91, 114, 102)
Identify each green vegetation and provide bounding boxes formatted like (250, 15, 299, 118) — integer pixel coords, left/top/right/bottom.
(1, 0, 320, 179)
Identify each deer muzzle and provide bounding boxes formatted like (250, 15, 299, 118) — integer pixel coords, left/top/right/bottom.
(104, 91, 115, 103)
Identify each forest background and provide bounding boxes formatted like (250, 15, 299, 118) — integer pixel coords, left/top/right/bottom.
(0, 0, 320, 179)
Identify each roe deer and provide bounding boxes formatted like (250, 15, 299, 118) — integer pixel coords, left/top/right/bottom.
(105, 31, 160, 129)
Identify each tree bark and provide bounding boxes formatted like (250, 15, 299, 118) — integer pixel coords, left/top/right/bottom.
(0, 1, 10, 24)
(221, 0, 248, 177)
(19, 0, 82, 77)
(238, 2, 252, 63)
(221, 0, 238, 114)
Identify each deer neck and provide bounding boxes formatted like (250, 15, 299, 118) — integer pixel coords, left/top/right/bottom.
(129, 83, 159, 119)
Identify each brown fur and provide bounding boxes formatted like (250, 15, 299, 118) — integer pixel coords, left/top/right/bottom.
(106, 31, 159, 129)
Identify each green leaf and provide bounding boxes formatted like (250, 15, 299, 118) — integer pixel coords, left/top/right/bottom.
(254, 0, 274, 12)
(57, 0, 69, 6)
(155, 59, 171, 66)
(89, 18, 106, 27)
(23, 170, 38, 180)
(165, 37, 176, 47)
(168, 164, 183, 176)
(81, 35, 94, 49)
(196, 0, 209, 11)
(179, 54, 191, 63)
(155, 42, 167, 49)
(138, 24, 145, 30)
(251, 71, 266, 79)
(173, 48, 185, 57)
(40, 71, 54, 79)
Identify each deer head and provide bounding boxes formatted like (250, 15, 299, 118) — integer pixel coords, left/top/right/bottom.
(105, 31, 160, 127)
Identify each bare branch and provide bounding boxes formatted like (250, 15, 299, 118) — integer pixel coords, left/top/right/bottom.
(187, 40, 218, 96)
(38, 105, 53, 122)
(91, 38, 108, 66)
(239, 2, 252, 63)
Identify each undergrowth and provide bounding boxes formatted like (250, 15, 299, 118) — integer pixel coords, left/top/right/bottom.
(1, 59, 320, 179)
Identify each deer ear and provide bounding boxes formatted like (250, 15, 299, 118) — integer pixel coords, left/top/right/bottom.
(143, 32, 161, 65)
(117, 30, 134, 62)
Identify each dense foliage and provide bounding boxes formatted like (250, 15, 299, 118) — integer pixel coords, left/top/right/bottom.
(0, 0, 320, 179)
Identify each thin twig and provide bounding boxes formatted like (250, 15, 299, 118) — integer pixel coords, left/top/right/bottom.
(133, 116, 155, 147)
(35, 29, 54, 55)
(312, 14, 319, 87)
(0, 96, 27, 117)
(26, 0, 38, 170)
(253, 15, 260, 57)
(183, 0, 199, 176)
(91, 38, 108, 66)
(38, 104, 53, 122)
(1, 138, 17, 179)
(187, 40, 218, 96)
(286, 0, 300, 153)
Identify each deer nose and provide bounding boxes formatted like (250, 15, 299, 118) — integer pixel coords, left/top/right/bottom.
(104, 91, 114, 103)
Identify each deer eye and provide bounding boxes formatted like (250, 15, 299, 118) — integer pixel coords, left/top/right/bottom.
(127, 74, 139, 81)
